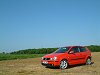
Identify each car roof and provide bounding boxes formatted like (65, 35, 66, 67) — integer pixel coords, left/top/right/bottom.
(65, 46, 85, 48)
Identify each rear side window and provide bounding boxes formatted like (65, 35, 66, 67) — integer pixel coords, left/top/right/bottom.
(79, 47, 86, 52)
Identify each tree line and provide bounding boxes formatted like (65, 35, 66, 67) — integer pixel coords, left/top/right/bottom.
(10, 48, 58, 54)
(87, 45, 100, 52)
(10, 45, 100, 54)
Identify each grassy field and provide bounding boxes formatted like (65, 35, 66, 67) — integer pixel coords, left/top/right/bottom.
(0, 52, 100, 75)
(0, 54, 45, 61)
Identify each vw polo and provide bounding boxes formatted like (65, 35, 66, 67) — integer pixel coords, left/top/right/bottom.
(41, 46, 92, 69)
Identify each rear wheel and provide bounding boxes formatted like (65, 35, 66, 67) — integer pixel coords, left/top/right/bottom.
(86, 58, 91, 65)
(60, 60, 68, 69)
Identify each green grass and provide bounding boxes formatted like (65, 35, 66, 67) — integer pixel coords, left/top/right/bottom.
(0, 54, 45, 61)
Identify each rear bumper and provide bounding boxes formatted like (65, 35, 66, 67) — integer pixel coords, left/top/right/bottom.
(41, 60, 60, 67)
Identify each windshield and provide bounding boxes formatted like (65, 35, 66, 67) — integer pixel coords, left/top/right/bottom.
(55, 47, 69, 53)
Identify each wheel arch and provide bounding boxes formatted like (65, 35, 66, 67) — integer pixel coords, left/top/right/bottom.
(86, 56, 91, 60)
(60, 58, 69, 64)
(85, 56, 92, 62)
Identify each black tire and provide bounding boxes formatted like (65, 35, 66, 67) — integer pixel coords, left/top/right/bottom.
(86, 58, 91, 65)
(60, 60, 68, 69)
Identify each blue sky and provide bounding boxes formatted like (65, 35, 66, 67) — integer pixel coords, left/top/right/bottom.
(0, 0, 100, 52)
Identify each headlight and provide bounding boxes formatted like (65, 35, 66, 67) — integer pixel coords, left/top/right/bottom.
(50, 58, 53, 60)
(53, 56, 57, 61)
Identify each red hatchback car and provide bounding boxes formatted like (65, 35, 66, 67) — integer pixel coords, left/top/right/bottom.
(41, 46, 92, 69)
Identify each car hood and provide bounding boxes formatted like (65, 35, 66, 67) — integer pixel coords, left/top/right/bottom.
(43, 53, 65, 58)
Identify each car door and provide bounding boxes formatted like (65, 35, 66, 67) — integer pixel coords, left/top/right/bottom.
(78, 46, 87, 63)
(68, 46, 82, 65)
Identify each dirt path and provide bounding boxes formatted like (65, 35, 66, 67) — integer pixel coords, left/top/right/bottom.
(0, 52, 100, 75)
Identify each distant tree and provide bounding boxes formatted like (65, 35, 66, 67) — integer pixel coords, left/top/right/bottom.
(2, 52, 5, 54)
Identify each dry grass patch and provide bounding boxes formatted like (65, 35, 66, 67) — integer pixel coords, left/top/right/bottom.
(0, 52, 100, 75)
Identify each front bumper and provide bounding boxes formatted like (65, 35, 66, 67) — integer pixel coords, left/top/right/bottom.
(41, 60, 60, 67)
(41, 63, 54, 67)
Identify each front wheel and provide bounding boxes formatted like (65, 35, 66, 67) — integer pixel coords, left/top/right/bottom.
(60, 60, 68, 69)
(86, 58, 91, 65)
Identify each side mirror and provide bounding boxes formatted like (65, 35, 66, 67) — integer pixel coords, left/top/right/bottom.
(69, 50, 74, 54)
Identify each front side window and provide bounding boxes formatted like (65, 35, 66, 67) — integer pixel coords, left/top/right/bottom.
(71, 47, 80, 53)
(55, 47, 69, 53)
